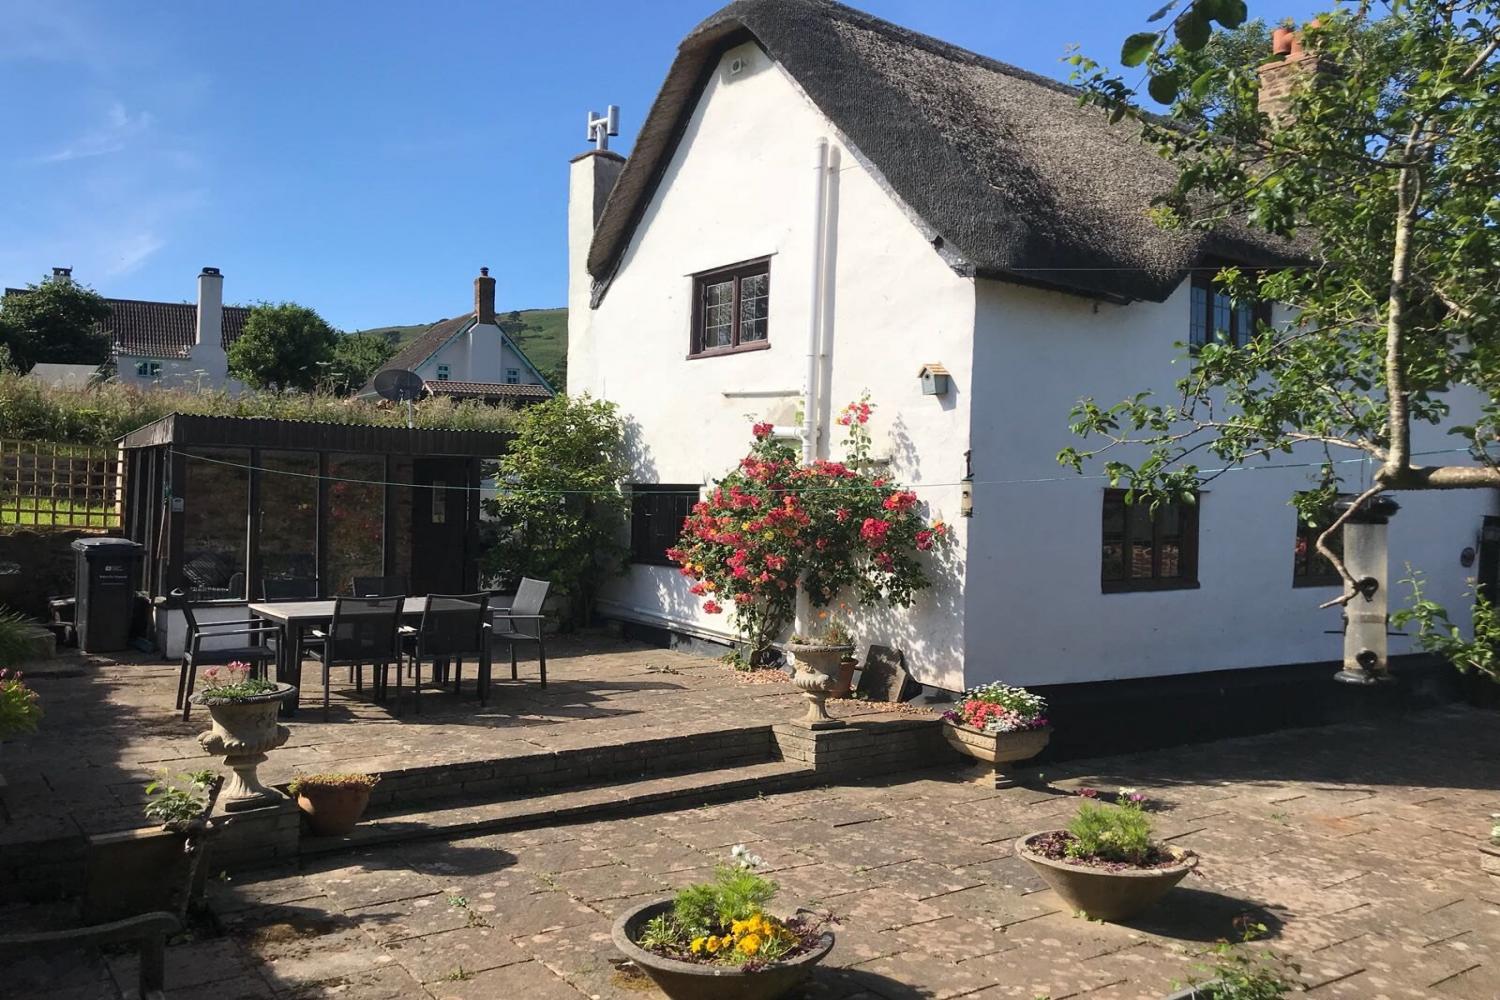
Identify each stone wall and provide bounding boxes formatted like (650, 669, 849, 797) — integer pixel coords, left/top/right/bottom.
(0, 528, 116, 619)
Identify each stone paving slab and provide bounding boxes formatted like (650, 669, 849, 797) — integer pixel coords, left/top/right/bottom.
(0, 634, 919, 846)
(115, 704, 1492, 1000)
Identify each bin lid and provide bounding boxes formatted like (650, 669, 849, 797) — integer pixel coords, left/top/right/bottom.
(70, 537, 143, 554)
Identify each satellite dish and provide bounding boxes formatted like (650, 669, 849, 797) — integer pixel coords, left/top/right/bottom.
(373, 368, 424, 402)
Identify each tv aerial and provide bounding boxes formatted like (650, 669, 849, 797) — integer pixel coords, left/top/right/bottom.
(373, 368, 424, 428)
(587, 105, 620, 151)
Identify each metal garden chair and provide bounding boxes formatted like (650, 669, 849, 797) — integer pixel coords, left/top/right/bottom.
(167, 590, 280, 721)
(488, 577, 550, 688)
(401, 593, 492, 709)
(306, 596, 404, 720)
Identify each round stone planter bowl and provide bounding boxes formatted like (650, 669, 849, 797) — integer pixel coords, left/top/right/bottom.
(294, 782, 377, 837)
(783, 642, 855, 729)
(942, 721, 1051, 787)
(612, 899, 835, 1000)
(1016, 832, 1198, 922)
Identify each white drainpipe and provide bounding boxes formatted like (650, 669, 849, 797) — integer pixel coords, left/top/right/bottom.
(801, 138, 830, 463)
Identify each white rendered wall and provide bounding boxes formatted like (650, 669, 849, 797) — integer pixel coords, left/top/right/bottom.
(965, 279, 1497, 687)
(115, 354, 243, 393)
(575, 42, 975, 690)
(423, 324, 545, 386)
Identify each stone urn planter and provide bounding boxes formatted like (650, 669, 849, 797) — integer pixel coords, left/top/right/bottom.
(942, 721, 1052, 788)
(290, 773, 380, 836)
(612, 899, 835, 1000)
(783, 642, 854, 729)
(1017, 831, 1197, 922)
(190, 682, 295, 812)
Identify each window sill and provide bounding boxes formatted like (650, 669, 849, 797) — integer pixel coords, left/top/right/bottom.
(686, 341, 771, 360)
(1101, 579, 1201, 594)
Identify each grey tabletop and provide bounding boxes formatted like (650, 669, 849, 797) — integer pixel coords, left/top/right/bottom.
(248, 597, 438, 621)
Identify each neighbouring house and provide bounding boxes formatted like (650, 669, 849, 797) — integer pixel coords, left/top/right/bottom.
(567, 0, 1496, 717)
(25, 362, 101, 389)
(362, 269, 555, 406)
(3, 266, 247, 391)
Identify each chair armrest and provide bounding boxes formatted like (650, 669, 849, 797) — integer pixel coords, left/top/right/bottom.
(494, 613, 547, 622)
(398, 625, 416, 634)
(192, 625, 281, 640)
(309, 629, 327, 639)
(0, 910, 179, 950)
(196, 618, 274, 630)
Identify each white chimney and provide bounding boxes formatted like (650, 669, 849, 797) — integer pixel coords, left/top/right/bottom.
(567, 148, 625, 397)
(196, 267, 223, 349)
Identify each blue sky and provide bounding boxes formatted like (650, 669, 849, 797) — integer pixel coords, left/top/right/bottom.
(2, 1, 1325, 331)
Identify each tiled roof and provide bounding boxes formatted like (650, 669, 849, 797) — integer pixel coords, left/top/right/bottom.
(2, 290, 248, 358)
(103, 298, 250, 357)
(380, 315, 474, 375)
(424, 380, 554, 402)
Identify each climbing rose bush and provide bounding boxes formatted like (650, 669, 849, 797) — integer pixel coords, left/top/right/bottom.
(668, 397, 947, 663)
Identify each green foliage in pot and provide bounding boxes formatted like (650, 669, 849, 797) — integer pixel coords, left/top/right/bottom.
(143, 770, 216, 828)
(0, 668, 41, 738)
(287, 772, 380, 796)
(1066, 795, 1155, 865)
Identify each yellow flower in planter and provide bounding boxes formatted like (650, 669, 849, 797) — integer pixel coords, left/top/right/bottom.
(690, 937, 706, 955)
(738, 932, 763, 956)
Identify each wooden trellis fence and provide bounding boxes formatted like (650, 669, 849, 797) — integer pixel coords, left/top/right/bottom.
(0, 438, 123, 530)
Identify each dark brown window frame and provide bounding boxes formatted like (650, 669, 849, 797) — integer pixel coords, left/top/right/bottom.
(1189, 273, 1271, 350)
(1292, 494, 1345, 588)
(689, 257, 771, 359)
(630, 484, 699, 566)
(1101, 488, 1201, 593)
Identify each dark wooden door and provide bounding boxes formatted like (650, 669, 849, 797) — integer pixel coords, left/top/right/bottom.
(410, 458, 469, 595)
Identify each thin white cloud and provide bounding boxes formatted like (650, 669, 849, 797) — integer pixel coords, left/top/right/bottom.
(36, 101, 153, 164)
(104, 231, 166, 277)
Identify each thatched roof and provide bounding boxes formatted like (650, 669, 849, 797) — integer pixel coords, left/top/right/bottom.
(588, 0, 1299, 303)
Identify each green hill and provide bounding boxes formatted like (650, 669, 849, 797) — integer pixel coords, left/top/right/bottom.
(350, 307, 567, 388)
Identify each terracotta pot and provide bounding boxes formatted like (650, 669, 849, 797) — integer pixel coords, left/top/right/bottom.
(942, 722, 1051, 787)
(831, 657, 858, 698)
(1271, 26, 1295, 56)
(1017, 831, 1197, 922)
(295, 784, 375, 837)
(612, 899, 834, 1000)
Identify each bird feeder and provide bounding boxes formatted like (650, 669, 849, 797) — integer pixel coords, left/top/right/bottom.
(1334, 494, 1401, 685)
(918, 363, 950, 397)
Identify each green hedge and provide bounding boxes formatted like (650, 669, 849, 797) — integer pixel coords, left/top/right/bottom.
(0, 372, 517, 446)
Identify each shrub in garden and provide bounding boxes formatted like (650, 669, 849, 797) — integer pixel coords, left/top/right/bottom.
(0, 669, 41, 737)
(669, 395, 948, 663)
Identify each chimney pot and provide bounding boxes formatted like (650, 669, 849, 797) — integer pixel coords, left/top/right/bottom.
(52, 266, 72, 279)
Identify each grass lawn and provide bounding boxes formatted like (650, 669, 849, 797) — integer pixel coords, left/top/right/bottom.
(0, 497, 119, 528)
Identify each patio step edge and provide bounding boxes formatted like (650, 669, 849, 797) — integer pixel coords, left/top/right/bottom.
(297, 759, 819, 857)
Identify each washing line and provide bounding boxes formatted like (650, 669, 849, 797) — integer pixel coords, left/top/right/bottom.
(167, 446, 1486, 497)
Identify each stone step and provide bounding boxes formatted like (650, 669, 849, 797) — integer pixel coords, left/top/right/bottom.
(299, 759, 818, 856)
(358, 724, 780, 813)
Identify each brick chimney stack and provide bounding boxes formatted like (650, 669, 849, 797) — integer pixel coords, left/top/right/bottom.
(474, 266, 496, 325)
(1258, 25, 1326, 126)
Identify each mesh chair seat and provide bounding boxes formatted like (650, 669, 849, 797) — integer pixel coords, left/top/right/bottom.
(307, 596, 404, 720)
(490, 577, 550, 688)
(167, 590, 279, 721)
(404, 594, 492, 707)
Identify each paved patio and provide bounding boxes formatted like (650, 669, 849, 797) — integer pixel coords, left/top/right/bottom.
(5, 697, 1497, 999)
(0, 634, 922, 848)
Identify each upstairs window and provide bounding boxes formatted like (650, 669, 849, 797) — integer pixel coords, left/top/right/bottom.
(1189, 275, 1269, 349)
(1292, 493, 1344, 588)
(1101, 489, 1200, 592)
(631, 485, 697, 565)
(690, 258, 770, 357)
(135, 360, 162, 379)
(505, 368, 519, 384)
(436, 364, 450, 381)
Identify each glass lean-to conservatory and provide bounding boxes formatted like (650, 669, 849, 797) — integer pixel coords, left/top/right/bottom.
(120, 414, 509, 604)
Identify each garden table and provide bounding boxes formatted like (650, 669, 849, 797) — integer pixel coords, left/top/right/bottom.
(248, 598, 430, 717)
